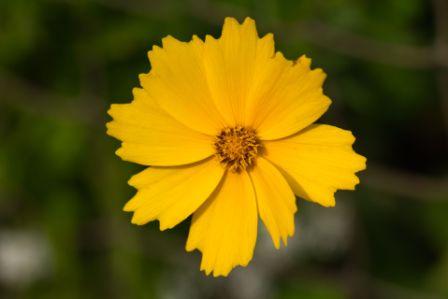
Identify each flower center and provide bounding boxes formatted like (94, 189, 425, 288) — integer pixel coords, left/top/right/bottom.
(214, 126, 261, 173)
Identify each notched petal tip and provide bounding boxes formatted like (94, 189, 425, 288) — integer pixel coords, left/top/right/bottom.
(107, 104, 121, 117)
(123, 201, 134, 212)
(272, 239, 280, 250)
(130, 214, 147, 226)
(315, 67, 327, 78)
(294, 56, 328, 83)
(148, 44, 162, 56)
(204, 34, 217, 43)
(105, 123, 114, 137)
(272, 235, 291, 250)
(261, 32, 275, 49)
(191, 34, 203, 43)
(322, 198, 336, 208)
(115, 147, 128, 161)
(200, 261, 233, 278)
(162, 34, 176, 44)
(360, 156, 368, 170)
(223, 16, 240, 25)
(213, 269, 230, 278)
(242, 16, 256, 25)
(162, 35, 189, 49)
(322, 95, 332, 109)
(127, 175, 139, 188)
(296, 54, 312, 67)
(199, 264, 215, 277)
(106, 107, 113, 118)
(131, 87, 143, 96)
(158, 220, 173, 231)
(185, 242, 195, 253)
(222, 16, 258, 38)
(352, 176, 361, 188)
(138, 72, 150, 86)
(268, 227, 295, 250)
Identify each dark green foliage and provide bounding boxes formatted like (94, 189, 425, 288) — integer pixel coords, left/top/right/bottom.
(0, 0, 447, 298)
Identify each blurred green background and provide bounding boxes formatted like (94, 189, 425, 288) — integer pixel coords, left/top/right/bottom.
(1, 0, 448, 298)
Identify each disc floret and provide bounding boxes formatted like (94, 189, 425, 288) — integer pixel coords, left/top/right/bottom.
(214, 126, 261, 172)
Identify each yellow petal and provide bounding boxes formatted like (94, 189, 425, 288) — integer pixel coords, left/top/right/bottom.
(252, 55, 331, 140)
(264, 124, 366, 207)
(140, 35, 226, 135)
(249, 158, 297, 249)
(186, 171, 258, 277)
(203, 17, 275, 126)
(124, 158, 225, 230)
(106, 88, 214, 166)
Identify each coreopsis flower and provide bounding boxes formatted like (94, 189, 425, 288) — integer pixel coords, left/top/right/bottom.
(106, 17, 366, 277)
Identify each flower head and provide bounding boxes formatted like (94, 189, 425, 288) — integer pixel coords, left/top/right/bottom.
(106, 17, 366, 277)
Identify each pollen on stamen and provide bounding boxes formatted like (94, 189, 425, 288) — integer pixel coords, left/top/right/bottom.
(214, 126, 261, 173)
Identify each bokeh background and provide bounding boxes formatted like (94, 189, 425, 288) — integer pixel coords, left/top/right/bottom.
(1, 0, 448, 298)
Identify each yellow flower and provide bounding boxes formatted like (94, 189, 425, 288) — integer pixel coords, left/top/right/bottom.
(106, 17, 366, 277)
